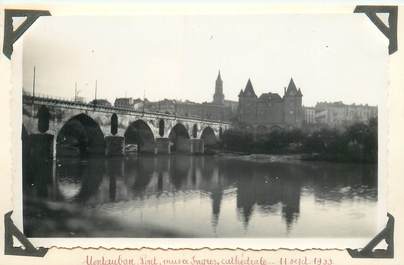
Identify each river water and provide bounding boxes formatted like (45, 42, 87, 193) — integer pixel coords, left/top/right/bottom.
(23, 155, 378, 238)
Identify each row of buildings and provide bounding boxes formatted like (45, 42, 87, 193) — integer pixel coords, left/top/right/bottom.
(112, 71, 237, 121)
(304, 102, 377, 128)
(90, 71, 377, 132)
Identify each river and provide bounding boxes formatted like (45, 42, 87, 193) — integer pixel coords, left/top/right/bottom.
(23, 154, 377, 238)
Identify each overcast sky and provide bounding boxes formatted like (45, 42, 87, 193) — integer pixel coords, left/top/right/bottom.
(22, 14, 387, 106)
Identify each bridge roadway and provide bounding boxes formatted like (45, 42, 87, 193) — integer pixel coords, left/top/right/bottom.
(22, 94, 232, 158)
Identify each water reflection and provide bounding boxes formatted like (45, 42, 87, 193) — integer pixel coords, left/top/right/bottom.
(23, 155, 377, 237)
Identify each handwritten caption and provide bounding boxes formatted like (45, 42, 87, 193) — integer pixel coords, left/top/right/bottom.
(85, 254, 333, 265)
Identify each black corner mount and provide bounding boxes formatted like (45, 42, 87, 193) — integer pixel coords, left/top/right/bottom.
(347, 212, 394, 258)
(3, 9, 51, 59)
(4, 211, 48, 257)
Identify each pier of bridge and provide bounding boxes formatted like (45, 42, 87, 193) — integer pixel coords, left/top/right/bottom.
(22, 95, 231, 160)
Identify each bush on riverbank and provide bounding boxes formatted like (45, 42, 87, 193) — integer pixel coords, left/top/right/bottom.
(220, 118, 377, 163)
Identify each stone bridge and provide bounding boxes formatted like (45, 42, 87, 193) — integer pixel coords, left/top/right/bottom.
(22, 95, 232, 159)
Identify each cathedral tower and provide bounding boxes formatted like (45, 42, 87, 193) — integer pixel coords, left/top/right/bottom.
(238, 78, 258, 123)
(283, 78, 303, 127)
(213, 71, 225, 105)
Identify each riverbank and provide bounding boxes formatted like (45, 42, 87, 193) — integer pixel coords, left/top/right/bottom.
(219, 119, 377, 164)
(216, 151, 376, 164)
(217, 153, 306, 164)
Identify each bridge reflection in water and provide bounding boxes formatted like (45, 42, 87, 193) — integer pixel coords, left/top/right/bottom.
(23, 155, 377, 238)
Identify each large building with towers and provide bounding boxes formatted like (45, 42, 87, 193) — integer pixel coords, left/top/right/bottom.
(236, 78, 304, 132)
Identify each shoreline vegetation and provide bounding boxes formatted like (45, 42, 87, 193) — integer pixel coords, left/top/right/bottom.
(212, 118, 377, 164)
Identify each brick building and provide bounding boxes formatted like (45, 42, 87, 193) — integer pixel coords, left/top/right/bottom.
(236, 78, 304, 132)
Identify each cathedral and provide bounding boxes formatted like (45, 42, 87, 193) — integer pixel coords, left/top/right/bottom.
(236, 77, 304, 132)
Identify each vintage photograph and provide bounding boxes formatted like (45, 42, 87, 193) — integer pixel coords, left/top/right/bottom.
(21, 14, 383, 238)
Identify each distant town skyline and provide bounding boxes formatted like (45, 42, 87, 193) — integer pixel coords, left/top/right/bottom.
(23, 14, 387, 106)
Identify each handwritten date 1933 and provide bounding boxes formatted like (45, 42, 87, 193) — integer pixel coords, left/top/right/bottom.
(280, 257, 332, 265)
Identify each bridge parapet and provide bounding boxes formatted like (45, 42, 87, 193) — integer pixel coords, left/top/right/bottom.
(23, 94, 231, 126)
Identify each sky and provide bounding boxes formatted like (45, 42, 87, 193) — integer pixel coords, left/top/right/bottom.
(22, 14, 388, 106)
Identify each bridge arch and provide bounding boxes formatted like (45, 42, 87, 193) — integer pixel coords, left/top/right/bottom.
(56, 113, 105, 157)
(168, 123, 190, 152)
(270, 125, 283, 132)
(200, 126, 218, 146)
(124, 119, 155, 153)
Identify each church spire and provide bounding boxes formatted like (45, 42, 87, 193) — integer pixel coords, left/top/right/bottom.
(217, 70, 222, 82)
(213, 70, 225, 104)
